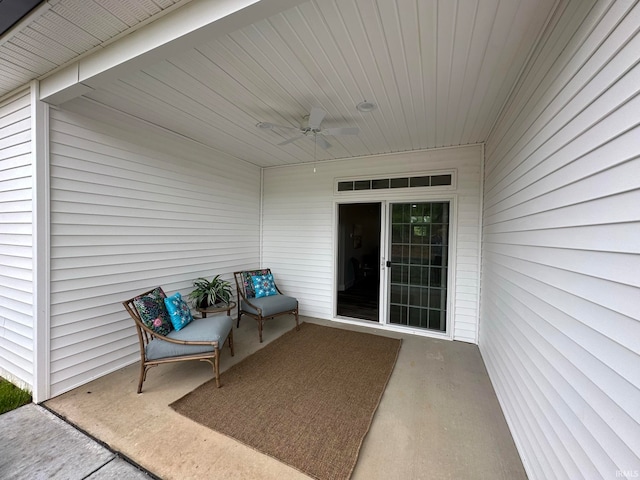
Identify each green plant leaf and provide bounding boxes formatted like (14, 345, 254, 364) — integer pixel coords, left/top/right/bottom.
(189, 275, 232, 307)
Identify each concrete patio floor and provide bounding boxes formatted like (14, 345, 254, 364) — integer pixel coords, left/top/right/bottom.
(45, 317, 527, 480)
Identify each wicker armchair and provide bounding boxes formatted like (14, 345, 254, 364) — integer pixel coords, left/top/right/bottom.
(234, 269, 299, 342)
(123, 287, 234, 393)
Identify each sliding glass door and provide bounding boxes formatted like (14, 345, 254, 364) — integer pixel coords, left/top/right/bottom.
(388, 202, 449, 332)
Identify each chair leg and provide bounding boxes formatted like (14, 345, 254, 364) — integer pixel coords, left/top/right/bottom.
(294, 309, 300, 331)
(258, 318, 263, 343)
(228, 329, 234, 356)
(137, 363, 145, 394)
(214, 349, 221, 388)
(236, 311, 242, 328)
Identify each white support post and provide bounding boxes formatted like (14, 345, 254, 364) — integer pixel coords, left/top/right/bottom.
(31, 80, 50, 403)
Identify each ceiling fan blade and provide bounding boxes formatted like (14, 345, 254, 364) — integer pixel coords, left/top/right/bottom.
(257, 122, 298, 131)
(321, 127, 359, 136)
(277, 135, 304, 146)
(308, 107, 326, 130)
(315, 135, 332, 150)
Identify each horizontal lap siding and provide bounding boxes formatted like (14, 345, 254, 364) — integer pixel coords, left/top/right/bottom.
(0, 88, 33, 390)
(49, 102, 261, 396)
(481, 0, 640, 478)
(262, 145, 482, 342)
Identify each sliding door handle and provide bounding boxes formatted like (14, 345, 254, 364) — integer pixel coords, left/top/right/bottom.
(386, 261, 392, 268)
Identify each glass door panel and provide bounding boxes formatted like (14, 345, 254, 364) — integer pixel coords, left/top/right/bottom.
(336, 203, 381, 321)
(388, 202, 449, 332)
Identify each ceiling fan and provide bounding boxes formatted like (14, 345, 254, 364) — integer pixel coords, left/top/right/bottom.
(256, 107, 359, 149)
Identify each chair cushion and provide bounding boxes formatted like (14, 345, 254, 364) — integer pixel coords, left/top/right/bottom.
(164, 292, 193, 331)
(241, 269, 270, 298)
(145, 315, 233, 361)
(133, 287, 173, 336)
(241, 294, 297, 317)
(252, 273, 277, 298)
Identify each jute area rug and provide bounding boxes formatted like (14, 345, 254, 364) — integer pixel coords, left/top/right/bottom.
(170, 322, 402, 480)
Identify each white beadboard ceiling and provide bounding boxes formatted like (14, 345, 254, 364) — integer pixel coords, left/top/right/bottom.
(0, 0, 560, 168)
(0, 0, 187, 92)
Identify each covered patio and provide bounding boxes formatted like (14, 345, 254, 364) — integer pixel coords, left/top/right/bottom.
(0, 0, 638, 478)
(45, 316, 525, 479)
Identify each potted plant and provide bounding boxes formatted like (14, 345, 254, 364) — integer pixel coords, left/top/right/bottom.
(188, 275, 232, 309)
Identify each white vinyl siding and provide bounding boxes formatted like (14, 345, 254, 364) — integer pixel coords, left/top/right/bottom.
(0, 88, 34, 390)
(481, 0, 640, 478)
(48, 100, 261, 397)
(262, 145, 482, 343)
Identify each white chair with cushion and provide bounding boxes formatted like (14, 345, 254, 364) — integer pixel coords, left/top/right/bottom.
(233, 269, 299, 342)
(123, 286, 234, 393)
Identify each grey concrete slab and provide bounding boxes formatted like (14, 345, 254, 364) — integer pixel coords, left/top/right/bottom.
(86, 457, 151, 479)
(0, 404, 150, 480)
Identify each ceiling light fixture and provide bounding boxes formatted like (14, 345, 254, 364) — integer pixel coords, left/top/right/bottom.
(356, 100, 377, 112)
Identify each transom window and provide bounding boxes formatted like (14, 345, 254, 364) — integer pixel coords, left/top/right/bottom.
(337, 173, 453, 193)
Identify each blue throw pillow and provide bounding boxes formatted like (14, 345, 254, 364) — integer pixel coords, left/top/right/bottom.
(252, 274, 277, 298)
(164, 292, 194, 331)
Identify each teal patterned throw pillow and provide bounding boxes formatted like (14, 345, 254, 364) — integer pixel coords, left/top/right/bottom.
(164, 292, 194, 331)
(133, 287, 173, 336)
(252, 274, 277, 298)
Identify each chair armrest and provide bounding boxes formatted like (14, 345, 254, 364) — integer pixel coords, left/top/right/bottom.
(147, 330, 217, 347)
(239, 292, 262, 314)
